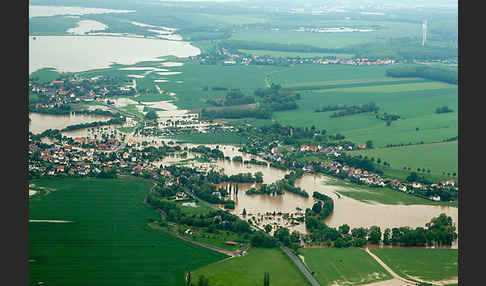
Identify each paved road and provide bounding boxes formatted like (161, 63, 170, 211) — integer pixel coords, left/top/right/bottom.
(185, 188, 321, 286)
(114, 142, 127, 152)
(280, 245, 320, 286)
(133, 176, 320, 286)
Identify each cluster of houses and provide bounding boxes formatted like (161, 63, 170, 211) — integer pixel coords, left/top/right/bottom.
(388, 179, 458, 201)
(194, 45, 397, 67)
(270, 143, 355, 157)
(319, 161, 386, 187)
(29, 134, 174, 179)
(263, 141, 458, 197)
(30, 75, 136, 111)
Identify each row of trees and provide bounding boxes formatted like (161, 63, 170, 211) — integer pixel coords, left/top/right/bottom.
(61, 116, 126, 132)
(386, 65, 458, 84)
(314, 104, 348, 113)
(303, 213, 456, 248)
(435, 106, 454, 114)
(329, 102, 380, 118)
(335, 153, 384, 175)
(207, 89, 255, 107)
(255, 84, 300, 112)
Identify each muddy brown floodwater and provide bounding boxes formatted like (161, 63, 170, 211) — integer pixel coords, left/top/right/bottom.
(176, 146, 458, 238)
(29, 112, 114, 134)
(29, 120, 458, 239)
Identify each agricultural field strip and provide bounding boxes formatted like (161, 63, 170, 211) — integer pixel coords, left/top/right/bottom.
(369, 248, 458, 284)
(281, 77, 426, 88)
(282, 79, 433, 93)
(29, 177, 228, 286)
(301, 248, 394, 286)
(364, 248, 418, 286)
(307, 82, 456, 94)
(346, 142, 458, 175)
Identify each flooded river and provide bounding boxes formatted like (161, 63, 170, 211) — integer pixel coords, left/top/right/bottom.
(155, 145, 458, 235)
(31, 116, 458, 237)
(29, 112, 114, 134)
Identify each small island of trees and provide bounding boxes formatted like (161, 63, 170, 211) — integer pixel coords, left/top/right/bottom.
(435, 106, 454, 114)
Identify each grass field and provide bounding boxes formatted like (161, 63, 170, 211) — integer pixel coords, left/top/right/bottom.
(29, 177, 227, 286)
(192, 248, 311, 286)
(229, 20, 421, 49)
(325, 178, 457, 207)
(121, 104, 144, 117)
(148, 62, 285, 109)
(189, 13, 267, 25)
(269, 64, 393, 85)
(230, 29, 376, 50)
(81, 61, 285, 109)
(268, 64, 457, 148)
(227, 118, 276, 128)
(116, 126, 136, 134)
(370, 248, 458, 283)
(300, 248, 392, 286)
(380, 167, 457, 186)
(29, 67, 62, 83)
(346, 142, 458, 176)
(29, 15, 80, 36)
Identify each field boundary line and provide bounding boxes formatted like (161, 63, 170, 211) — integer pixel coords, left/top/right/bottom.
(364, 248, 424, 286)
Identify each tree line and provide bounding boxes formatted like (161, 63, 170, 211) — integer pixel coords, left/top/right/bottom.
(61, 116, 126, 132)
(386, 65, 458, 84)
(303, 213, 456, 248)
(206, 89, 255, 107)
(329, 102, 380, 118)
(435, 106, 454, 114)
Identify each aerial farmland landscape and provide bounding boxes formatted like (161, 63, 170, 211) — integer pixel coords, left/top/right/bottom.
(28, 0, 459, 285)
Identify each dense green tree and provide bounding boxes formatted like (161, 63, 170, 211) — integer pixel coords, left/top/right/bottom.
(197, 275, 209, 286)
(339, 224, 350, 235)
(368, 226, 382, 244)
(312, 201, 322, 214)
(383, 228, 391, 245)
(366, 140, 373, 149)
(144, 110, 158, 120)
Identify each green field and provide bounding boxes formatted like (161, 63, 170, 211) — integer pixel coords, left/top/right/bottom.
(327, 179, 457, 207)
(230, 29, 375, 50)
(347, 142, 458, 176)
(78, 61, 285, 109)
(189, 13, 267, 25)
(371, 248, 458, 283)
(229, 19, 421, 49)
(269, 64, 393, 85)
(192, 248, 311, 286)
(116, 126, 136, 134)
(227, 118, 276, 128)
(29, 67, 62, 83)
(318, 81, 455, 94)
(29, 177, 227, 286)
(29, 15, 80, 36)
(301, 248, 392, 286)
(121, 104, 144, 117)
(268, 64, 458, 148)
(147, 62, 285, 109)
